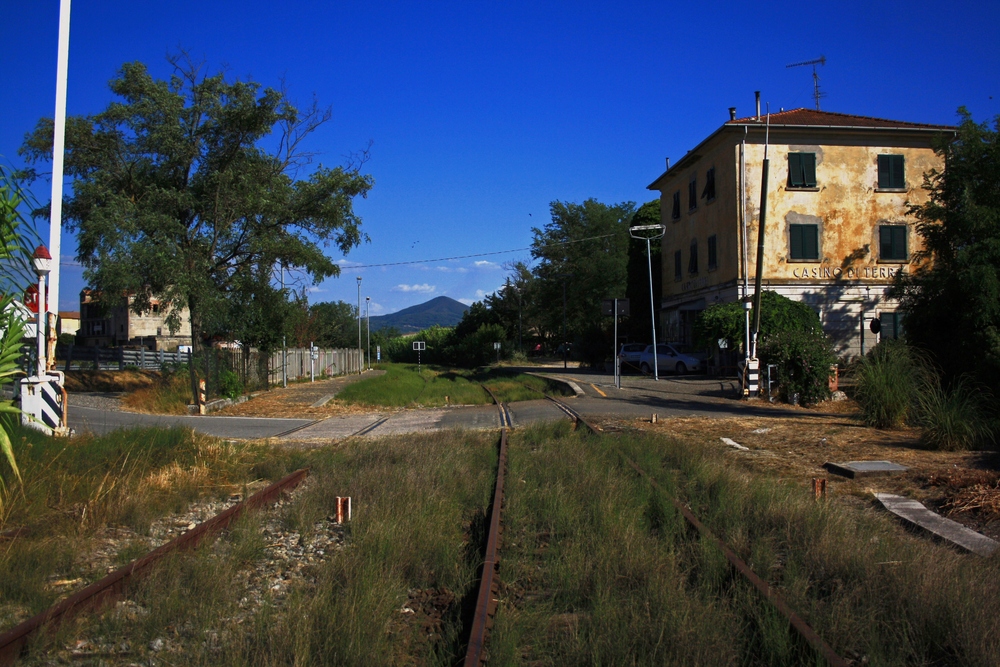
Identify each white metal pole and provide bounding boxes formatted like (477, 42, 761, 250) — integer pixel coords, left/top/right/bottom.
(36, 273, 47, 375)
(356, 276, 362, 374)
(366, 296, 371, 370)
(47, 0, 72, 334)
(646, 237, 659, 381)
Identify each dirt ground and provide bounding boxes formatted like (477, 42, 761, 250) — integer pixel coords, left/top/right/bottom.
(63, 369, 160, 393)
(215, 372, 386, 419)
(605, 403, 1000, 543)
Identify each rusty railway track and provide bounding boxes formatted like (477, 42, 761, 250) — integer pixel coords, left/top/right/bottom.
(0, 468, 310, 666)
(543, 394, 848, 667)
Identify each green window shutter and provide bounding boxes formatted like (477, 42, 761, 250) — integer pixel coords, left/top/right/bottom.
(878, 155, 890, 188)
(880, 226, 892, 257)
(890, 155, 905, 188)
(790, 225, 804, 258)
(892, 225, 907, 258)
(803, 153, 816, 187)
(804, 225, 819, 258)
(789, 153, 802, 187)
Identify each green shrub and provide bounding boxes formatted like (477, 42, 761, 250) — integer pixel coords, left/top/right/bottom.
(219, 370, 244, 400)
(916, 377, 996, 450)
(851, 340, 930, 428)
(760, 329, 836, 406)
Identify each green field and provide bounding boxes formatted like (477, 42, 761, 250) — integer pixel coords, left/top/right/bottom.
(335, 363, 573, 407)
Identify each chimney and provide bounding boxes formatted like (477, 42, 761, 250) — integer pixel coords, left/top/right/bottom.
(728, 107, 737, 121)
(755, 91, 761, 120)
(665, 157, 670, 170)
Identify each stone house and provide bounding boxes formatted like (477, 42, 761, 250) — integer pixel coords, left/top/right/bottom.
(78, 289, 191, 350)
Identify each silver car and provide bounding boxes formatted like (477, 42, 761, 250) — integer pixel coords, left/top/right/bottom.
(639, 343, 702, 375)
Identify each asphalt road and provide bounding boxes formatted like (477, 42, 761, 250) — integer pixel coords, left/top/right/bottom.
(67, 368, 817, 440)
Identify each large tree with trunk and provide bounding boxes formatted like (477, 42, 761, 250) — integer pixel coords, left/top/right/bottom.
(19, 55, 373, 398)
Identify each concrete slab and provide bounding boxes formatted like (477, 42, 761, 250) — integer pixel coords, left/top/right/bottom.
(310, 395, 335, 408)
(507, 399, 568, 428)
(876, 493, 999, 557)
(824, 460, 908, 478)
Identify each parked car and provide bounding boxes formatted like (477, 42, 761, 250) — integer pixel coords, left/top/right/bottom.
(639, 343, 702, 375)
(617, 343, 646, 370)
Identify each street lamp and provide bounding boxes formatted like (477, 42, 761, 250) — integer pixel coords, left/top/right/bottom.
(366, 296, 371, 370)
(629, 224, 666, 381)
(356, 276, 362, 374)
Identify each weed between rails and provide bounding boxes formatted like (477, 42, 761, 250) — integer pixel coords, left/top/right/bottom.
(0, 424, 302, 631)
(17, 430, 497, 666)
(493, 423, 1000, 666)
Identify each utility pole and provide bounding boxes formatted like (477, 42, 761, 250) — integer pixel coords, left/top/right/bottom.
(365, 296, 371, 370)
(356, 276, 362, 374)
(786, 56, 826, 110)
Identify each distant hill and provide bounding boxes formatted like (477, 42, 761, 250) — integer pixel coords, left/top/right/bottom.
(369, 296, 469, 333)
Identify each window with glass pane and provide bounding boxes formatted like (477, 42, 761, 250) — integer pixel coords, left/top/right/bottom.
(879, 225, 907, 260)
(688, 177, 697, 211)
(788, 153, 817, 188)
(672, 191, 681, 219)
(878, 155, 905, 189)
(688, 240, 698, 274)
(789, 224, 819, 260)
(707, 234, 717, 269)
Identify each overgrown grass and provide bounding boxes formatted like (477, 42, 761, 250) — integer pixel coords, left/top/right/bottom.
(0, 423, 299, 630)
(19, 429, 497, 666)
(337, 363, 571, 407)
(122, 370, 193, 414)
(916, 377, 996, 450)
(851, 339, 930, 428)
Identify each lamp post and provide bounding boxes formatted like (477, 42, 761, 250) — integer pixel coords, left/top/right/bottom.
(365, 296, 371, 370)
(356, 276, 362, 374)
(629, 224, 666, 381)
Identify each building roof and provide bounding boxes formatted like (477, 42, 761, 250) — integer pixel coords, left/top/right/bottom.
(725, 108, 955, 131)
(648, 108, 956, 190)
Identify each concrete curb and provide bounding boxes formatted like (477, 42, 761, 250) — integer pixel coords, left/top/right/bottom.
(526, 372, 585, 397)
(186, 393, 251, 415)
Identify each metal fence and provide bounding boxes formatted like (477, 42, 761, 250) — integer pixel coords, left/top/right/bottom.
(55, 344, 364, 400)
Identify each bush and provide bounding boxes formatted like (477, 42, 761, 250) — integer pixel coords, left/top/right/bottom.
(851, 340, 930, 428)
(916, 377, 996, 450)
(218, 370, 244, 400)
(760, 329, 836, 406)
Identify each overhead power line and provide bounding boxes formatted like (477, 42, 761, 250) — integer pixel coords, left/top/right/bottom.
(344, 233, 618, 269)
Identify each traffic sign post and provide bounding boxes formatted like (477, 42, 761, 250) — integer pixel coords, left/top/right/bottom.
(494, 341, 501, 364)
(413, 341, 426, 373)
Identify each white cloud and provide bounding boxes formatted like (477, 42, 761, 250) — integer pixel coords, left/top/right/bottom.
(392, 283, 436, 294)
(474, 260, 499, 269)
(457, 298, 475, 306)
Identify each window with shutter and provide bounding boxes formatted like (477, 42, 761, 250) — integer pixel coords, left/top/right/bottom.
(672, 191, 681, 219)
(674, 250, 682, 280)
(688, 240, 698, 274)
(789, 224, 819, 260)
(702, 168, 716, 201)
(707, 234, 717, 270)
(878, 155, 905, 189)
(788, 153, 817, 188)
(879, 224, 907, 260)
(688, 177, 697, 211)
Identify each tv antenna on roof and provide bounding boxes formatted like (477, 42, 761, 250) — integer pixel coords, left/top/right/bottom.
(786, 55, 826, 110)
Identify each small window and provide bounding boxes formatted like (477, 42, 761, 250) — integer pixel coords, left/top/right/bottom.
(879, 312, 902, 340)
(789, 224, 819, 260)
(688, 176, 697, 211)
(688, 240, 698, 274)
(878, 155, 905, 189)
(879, 224, 907, 260)
(788, 153, 817, 188)
(702, 167, 716, 202)
(674, 250, 682, 280)
(707, 235, 718, 270)
(671, 191, 681, 220)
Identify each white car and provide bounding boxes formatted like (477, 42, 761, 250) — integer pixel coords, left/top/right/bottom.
(617, 343, 646, 369)
(639, 343, 702, 375)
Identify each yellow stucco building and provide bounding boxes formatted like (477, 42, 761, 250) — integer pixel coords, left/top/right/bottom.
(647, 107, 953, 359)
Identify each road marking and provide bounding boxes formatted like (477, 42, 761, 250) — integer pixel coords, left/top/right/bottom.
(589, 383, 607, 397)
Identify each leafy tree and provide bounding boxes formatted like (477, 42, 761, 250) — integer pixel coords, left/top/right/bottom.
(19, 54, 373, 398)
(308, 300, 360, 348)
(531, 199, 635, 363)
(696, 291, 834, 405)
(891, 108, 1000, 391)
(624, 200, 662, 343)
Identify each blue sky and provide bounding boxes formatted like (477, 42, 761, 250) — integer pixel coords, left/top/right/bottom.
(3, 0, 998, 315)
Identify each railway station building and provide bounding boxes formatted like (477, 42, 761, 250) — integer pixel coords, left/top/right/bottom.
(646, 107, 954, 360)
